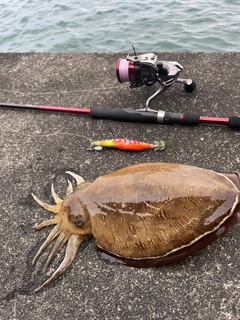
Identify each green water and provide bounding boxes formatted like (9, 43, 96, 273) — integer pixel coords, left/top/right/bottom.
(0, 0, 239, 52)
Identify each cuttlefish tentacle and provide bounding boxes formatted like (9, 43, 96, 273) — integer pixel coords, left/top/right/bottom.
(32, 172, 89, 292)
(33, 216, 60, 230)
(33, 224, 61, 264)
(34, 234, 88, 292)
(51, 183, 63, 204)
(66, 180, 73, 194)
(32, 190, 62, 230)
(43, 232, 68, 272)
(31, 192, 61, 213)
(65, 171, 85, 185)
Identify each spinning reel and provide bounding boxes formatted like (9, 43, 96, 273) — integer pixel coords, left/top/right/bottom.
(116, 46, 196, 111)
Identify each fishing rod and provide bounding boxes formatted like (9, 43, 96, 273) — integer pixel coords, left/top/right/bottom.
(1, 101, 240, 129)
(1, 48, 240, 129)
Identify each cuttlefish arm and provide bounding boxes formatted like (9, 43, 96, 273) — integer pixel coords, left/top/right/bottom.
(32, 172, 92, 292)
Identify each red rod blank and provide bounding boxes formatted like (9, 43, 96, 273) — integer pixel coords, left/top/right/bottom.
(40, 106, 91, 114)
(199, 116, 229, 125)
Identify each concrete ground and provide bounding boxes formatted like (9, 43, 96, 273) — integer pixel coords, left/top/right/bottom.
(0, 52, 240, 320)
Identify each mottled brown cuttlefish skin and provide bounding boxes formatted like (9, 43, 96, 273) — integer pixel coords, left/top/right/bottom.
(31, 162, 240, 291)
(82, 162, 239, 258)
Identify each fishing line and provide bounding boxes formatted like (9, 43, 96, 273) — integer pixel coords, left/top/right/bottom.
(0, 121, 93, 144)
(0, 121, 171, 153)
(0, 85, 124, 96)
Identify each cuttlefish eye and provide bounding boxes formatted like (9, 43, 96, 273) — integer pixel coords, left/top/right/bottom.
(71, 218, 84, 227)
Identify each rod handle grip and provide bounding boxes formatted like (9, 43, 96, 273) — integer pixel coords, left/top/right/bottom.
(228, 117, 240, 129)
(164, 112, 200, 126)
(90, 107, 158, 123)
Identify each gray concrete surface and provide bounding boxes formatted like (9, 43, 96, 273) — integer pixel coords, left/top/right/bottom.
(0, 52, 240, 320)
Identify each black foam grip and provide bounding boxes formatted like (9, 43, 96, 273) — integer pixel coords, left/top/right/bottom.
(228, 117, 240, 129)
(164, 112, 182, 124)
(90, 107, 158, 123)
(181, 113, 200, 126)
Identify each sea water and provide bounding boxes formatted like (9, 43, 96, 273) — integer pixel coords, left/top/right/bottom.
(0, 0, 239, 52)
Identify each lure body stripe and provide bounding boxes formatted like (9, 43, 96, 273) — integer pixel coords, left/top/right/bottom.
(93, 139, 155, 151)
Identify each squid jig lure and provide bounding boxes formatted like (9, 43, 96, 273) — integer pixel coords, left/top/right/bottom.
(90, 139, 166, 152)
